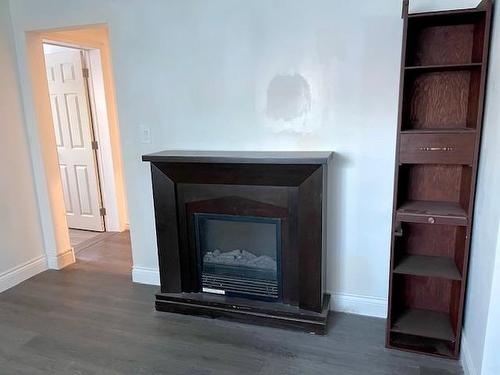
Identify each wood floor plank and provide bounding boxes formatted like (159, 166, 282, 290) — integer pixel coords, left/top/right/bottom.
(0, 232, 463, 374)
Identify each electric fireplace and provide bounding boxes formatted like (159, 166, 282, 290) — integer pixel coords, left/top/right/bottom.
(142, 151, 332, 334)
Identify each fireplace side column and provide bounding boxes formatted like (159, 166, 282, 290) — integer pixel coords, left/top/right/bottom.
(151, 163, 182, 293)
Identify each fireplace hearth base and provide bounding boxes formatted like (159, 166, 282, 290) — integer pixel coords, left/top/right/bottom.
(156, 292, 330, 335)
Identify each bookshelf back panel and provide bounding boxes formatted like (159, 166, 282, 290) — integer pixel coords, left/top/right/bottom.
(403, 70, 478, 130)
(407, 24, 475, 66)
(394, 275, 452, 313)
(398, 165, 471, 205)
(397, 223, 460, 257)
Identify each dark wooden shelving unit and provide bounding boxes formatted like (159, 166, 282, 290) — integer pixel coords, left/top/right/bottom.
(387, 0, 493, 359)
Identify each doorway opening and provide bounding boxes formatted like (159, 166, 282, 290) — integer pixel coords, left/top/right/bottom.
(43, 43, 106, 239)
(25, 25, 128, 268)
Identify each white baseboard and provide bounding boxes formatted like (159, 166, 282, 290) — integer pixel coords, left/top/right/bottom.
(47, 248, 75, 270)
(330, 292, 388, 318)
(461, 331, 478, 375)
(0, 255, 48, 293)
(132, 266, 160, 285)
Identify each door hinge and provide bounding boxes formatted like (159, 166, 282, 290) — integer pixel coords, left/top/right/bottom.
(100, 207, 107, 216)
(82, 67, 89, 78)
(91, 140, 99, 150)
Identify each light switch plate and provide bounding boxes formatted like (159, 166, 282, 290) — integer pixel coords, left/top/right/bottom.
(141, 125, 151, 144)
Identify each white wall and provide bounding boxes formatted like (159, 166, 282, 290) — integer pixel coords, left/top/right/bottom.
(480, 225, 500, 375)
(0, 0, 46, 292)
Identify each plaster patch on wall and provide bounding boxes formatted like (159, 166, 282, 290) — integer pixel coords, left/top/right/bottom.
(266, 74, 311, 121)
(264, 73, 314, 133)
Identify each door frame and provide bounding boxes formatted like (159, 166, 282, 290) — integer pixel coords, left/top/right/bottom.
(20, 25, 128, 269)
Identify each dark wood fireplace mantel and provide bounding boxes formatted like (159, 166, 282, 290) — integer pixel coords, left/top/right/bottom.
(142, 150, 332, 164)
(142, 150, 332, 334)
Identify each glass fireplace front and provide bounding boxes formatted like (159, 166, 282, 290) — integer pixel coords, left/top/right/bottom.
(194, 213, 281, 300)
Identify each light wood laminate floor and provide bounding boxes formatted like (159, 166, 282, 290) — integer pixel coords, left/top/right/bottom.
(0, 232, 463, 374)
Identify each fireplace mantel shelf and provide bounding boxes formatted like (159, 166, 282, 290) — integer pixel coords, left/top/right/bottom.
(142, 150, 333, 165)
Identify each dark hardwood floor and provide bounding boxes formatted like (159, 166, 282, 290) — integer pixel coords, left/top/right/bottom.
(0, 232, 463, 374)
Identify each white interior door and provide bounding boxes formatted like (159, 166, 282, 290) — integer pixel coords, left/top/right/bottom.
(45, 48, 105, 232)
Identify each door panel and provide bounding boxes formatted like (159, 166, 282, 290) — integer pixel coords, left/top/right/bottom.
(49, 95, 63, 146)
(65, 93, 85, 148)
(59, 164, 73, 214)
(45, 49, 104, 231)
(75, 165, 93, 215)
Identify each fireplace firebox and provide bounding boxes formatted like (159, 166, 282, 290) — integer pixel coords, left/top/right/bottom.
(195, 213, 281, 300)
(142, 151, 332, 334)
